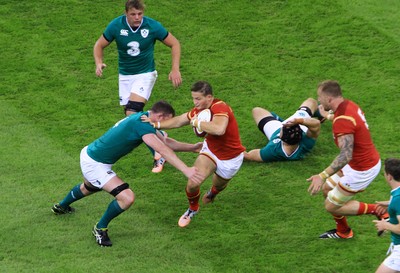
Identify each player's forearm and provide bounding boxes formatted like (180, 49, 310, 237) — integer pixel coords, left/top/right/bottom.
(165, 138, 197, 152)
(197, 121, 226, 136)
(158, 147, 189, 173)
(382, 222, 400, 235)
(157, 115, 188, 129)
(170, 44, 181, 71)
(93, 45, 104, 65)
(303, 118, 320, 130)
(244, 150, 263, 162)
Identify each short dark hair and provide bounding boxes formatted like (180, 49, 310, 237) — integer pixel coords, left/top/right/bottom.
(150, 100, 175, 117)
(281, 125, 302, 145)
(125, 0, 145, 11)
(385, 158, 400, 181)
(318, 80, 342, 98)
(191, 81, 213, 96)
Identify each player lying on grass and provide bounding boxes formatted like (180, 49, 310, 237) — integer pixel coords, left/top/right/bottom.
(142, 81, 245, 228)
(244, 98, 321, 162)
(51, 101, 204, 247)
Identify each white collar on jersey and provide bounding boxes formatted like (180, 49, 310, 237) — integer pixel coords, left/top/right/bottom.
(126, 17, 143, 33)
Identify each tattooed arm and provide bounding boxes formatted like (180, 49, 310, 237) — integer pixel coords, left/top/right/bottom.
(307, 134, 354, 195)
(329, 134, 354, 173)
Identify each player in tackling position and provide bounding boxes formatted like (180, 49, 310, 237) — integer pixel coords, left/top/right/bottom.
(142, 81, 245, 227)
(244, 98, 321, 162)
(93, 0, 182, 173)
(51, 101, 204, 247)
(307, 80, 386, 239)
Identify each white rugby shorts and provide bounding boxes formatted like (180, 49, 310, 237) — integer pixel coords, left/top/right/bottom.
(200, 141, 244, 180)
(339, 160, 381, 191)
(80, 146, 116, 189)
(383, 244, 400, 271)
(119, 70, 158, 105)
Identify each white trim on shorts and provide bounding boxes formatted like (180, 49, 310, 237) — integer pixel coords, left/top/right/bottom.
(80, 146, 117, 189)
(118, 70, 158, 105)
(200, 140, 244, 180)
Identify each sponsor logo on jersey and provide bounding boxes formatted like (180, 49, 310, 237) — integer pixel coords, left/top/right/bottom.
(141, 29, 149, 38)
(120, 29, 129, 36)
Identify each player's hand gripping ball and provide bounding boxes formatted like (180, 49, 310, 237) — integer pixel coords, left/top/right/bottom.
(192, 109, 211, 137)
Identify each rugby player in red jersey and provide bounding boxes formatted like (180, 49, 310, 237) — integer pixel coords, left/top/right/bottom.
(143, 81, 245, 227)
(307, 80, 386, 239)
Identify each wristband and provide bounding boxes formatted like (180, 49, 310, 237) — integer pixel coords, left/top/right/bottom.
(319, 170, 330, 180)
(327, 114, 333, 120)
(157, 121, 160, 129)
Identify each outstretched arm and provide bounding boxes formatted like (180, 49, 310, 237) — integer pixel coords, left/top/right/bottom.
(142, 113, 189, 130)
(157, 130, 202, 153)
(244, 150, 263, 162)
(142, 133, 204, 183)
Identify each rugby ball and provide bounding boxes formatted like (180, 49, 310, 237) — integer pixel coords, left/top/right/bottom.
(193, 109, 211, 137)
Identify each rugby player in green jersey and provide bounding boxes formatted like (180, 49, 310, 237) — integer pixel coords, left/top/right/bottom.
(244, 98, 321, 162)
(373, 158, 400, 273)
(52, 101, 204, 247)
(93, 0, 182, 173)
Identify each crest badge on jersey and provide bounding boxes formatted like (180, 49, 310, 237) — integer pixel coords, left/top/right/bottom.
(141, 29, 149, 38)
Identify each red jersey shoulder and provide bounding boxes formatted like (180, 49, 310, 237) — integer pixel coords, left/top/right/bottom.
(210, 99, 231, 116)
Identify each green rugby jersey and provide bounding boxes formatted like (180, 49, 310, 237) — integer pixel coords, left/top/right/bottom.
(87, 112, 155, 164)
(259, 130, 316, 162)
(389, 187, 400, 245)
(103, 15, 168, 75)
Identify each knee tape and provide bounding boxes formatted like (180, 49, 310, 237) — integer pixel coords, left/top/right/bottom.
(110, 183, 130, 197)
(327, 185, 353, 206)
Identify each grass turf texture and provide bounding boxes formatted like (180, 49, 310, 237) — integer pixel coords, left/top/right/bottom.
(1, 0, 400, 272)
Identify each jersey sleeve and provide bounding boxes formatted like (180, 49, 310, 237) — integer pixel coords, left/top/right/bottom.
(333, 116, 356, 136)
(151, 19, 168, 40)
(103, 17, 122, 42)
(210, 102, 229, 117)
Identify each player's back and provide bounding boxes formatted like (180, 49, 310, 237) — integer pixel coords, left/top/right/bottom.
(87, 113, 154, 164)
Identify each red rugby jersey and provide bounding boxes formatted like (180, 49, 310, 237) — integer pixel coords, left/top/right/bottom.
(332, 99, 380, 170)
(188, 99, 245, 160)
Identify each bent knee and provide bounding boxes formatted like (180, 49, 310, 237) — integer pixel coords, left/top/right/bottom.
(117, 189, 135, 208)
(324, 201, 339, 214)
